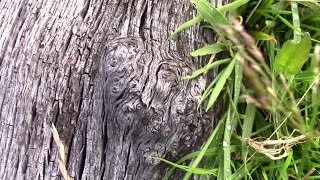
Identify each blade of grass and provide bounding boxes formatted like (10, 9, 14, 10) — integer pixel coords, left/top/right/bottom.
(218, 0, 249, 13)
(277, 14, 304, 36)
(250, 31, 276, 41)
(190, 43, 226, 57)
(190, 0, 229, 37)
(183, 120, 224, 180)
(220, 58, 242, 179)
(309, 45, 320, 130)
(230, 160, 261, 179)
(206, 57, 236, 111)
(241, 103, 256, 159)
(170, 0, 249, 38)
(291, 1, 302, 42)
(197, 70, 223, 108)
(155, 157, 218, 175)
(251, 124, 273, 136)
(185, 58, 230, 79)
(262, 168, 269, 180)
(222, 106, 233, 180)
(234, 57, 243, 105)
(280, 152, 293, 179)
(163, 145, 238, 180)
(170, 16, 204, 38)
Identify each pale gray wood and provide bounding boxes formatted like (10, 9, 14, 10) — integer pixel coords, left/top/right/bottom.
(0, 0, 227, 179)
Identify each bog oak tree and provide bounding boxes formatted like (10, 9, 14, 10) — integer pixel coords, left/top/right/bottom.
(0, 0, 227, 179)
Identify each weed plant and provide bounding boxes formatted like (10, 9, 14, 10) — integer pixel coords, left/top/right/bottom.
(157, 0, 320, 179)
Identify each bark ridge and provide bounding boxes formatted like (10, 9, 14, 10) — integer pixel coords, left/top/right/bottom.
(0, 0, 227, 179)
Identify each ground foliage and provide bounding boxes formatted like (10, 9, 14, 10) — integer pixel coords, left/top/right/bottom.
(160, 0, 320, 179)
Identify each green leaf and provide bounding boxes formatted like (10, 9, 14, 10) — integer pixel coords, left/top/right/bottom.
(274, 33, 312, 77)
(191, 0, 230, 37)
(280, 152, 293, 179)
(197, 71, 223, 108)
(295, 69, 318, 81)
(297, 1, 320, 13)
(206, 57, 237, 111)
(217, 0, 249, 13)
(183, 120, 224, 180)
(250, 31, 275, 41)
(163, 145, 238, 180)
(170, 0, 249, 38)
(184, 58, 230, 79)
(234, 58, 243, 104)
(230, 160, 261, 180)
(277, 14, 304, 36)
(170, 16, 204, 38)
(241, 103, 256, 159)
(223, 106, 234, 179)
(190, 44, 226, 57)
(155, 157, 218, 175)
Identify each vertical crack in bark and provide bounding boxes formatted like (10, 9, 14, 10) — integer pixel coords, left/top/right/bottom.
(62, 31, 73, 59)
(123, 143, 131, 179)
(138, 3, 148, 41)
(66, 133, 75, 170)
(80, 0, 91, 19)
(78, 131, 87, 179)
(101, 91, 108, 154)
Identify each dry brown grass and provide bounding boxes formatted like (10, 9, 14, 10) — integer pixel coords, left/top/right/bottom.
(52, 124, 71, 180)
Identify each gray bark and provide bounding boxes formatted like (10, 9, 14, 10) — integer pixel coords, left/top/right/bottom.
(0, 0, 227, 179)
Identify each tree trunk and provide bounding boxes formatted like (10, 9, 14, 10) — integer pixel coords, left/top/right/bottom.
(0, 0, 227, 179)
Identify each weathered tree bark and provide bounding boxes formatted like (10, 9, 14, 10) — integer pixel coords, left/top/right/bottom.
(0, 0, 227, 179)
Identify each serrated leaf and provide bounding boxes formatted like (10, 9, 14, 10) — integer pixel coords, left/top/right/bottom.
(191, 44, 226, 57)
(274, 33, 312, 77)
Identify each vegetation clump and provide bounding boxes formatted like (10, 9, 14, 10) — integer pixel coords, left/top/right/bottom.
(159, 0, 320, 179)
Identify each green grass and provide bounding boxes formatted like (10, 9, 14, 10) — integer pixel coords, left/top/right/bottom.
(161, 0, 320, 179)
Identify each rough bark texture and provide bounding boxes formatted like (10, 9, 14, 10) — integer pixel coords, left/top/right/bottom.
(0, 0, 227, 179)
